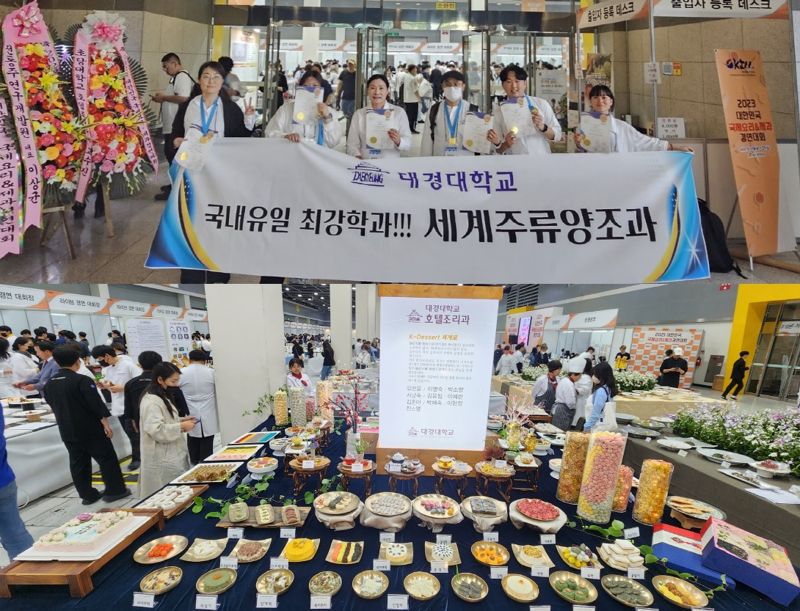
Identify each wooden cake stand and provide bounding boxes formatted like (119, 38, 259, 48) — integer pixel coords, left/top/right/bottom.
(475, 470, 514, 503)
(432, 463, 472, 500)
(384, 464, 424, 497)
(0, 508, 164, 598)
(289, 456, 331, 497)
(337, 460, 377, 496)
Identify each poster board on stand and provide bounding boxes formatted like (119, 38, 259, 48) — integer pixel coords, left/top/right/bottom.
(125, 318, 170, 366)
(377, 285, 502, 472)
(629, 327, 704, 389)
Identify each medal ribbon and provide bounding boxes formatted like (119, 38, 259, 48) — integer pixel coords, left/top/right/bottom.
(443, 102, 462, 146)
(200, 98, 220, 135)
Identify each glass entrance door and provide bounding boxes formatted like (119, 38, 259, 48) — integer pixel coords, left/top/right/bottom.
(746, 301, 800, 400)
(261, 25, 282, 125)
(462, 32, 489, 112)
(356, 27, 387, 109)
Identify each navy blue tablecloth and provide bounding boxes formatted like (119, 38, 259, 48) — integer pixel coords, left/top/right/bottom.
(4, 419, 798, 610)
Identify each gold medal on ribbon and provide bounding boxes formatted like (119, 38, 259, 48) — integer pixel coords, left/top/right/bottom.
(448, 137, 457, 145)
(200, 134, 213, 144)
(179, 151, 189, 161)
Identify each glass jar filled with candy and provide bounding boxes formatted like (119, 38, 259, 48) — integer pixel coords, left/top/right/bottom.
(577, 431, 627, 524)
(632, 459, 673, 525)
(612, 465, 634, 513)
(556, 432, 590, 505)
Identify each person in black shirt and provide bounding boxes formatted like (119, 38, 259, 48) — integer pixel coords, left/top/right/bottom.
(123, 351, 190, 435)
(321, 340, 335, 380)
(336, 59, 357, 119)
(659, 347, 688, 388)
(722, 350, 750, 400)
(44, 347, 130, 505)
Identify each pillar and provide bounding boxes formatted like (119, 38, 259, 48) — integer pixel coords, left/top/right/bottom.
(205, 285, 286, 442)
(356, 284, 379, 342)
(330, 283, 353, 371)
(302, 26, 319, 63)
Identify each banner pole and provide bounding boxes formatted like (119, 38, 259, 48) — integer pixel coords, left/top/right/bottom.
(648, 0, 658, 133)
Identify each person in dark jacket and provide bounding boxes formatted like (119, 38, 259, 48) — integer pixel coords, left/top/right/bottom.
(171, 61, 255, 285)
(722, 351, 750, 400)
(44, 347, 130, 505)
(124, 351, 190, 431)
(492, 344, 503, 370)
(321, 340, 335, 380)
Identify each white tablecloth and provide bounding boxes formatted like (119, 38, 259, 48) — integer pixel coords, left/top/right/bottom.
(7, 417, 131, 504)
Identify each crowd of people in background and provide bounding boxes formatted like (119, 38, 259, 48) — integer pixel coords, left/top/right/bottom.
(0, 324, 219, 523)
(492, 340, 697, 434)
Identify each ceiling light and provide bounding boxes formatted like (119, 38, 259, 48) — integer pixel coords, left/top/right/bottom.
(297, 294, 302, 297)
(321, 296, 325, 300)
(314, 292, 318, 295)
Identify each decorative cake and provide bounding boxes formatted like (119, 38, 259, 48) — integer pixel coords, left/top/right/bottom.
(34, 511, 133, 553)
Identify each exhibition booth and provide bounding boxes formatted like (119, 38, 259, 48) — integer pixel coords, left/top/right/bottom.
(1, 284, 798, 610)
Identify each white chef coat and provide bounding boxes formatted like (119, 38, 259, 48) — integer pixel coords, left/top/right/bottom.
(402, 72, 419, 104)
(102, 355, 142, 417)
(419, 100, 484, 157)
(493, 95, 561, 156)
(495, 354, 517, 376)
(0, 357, 13, 398)
(346, 103, 411, 159)
(8, 351, 39, 396)
(609, 116, 670, 153)
(555, 376, 577, 408)
(266, 100, 342, 148)
(179, 363, 220, 438)
(572, 373, 594, 425)
(286, 372, 313, 394)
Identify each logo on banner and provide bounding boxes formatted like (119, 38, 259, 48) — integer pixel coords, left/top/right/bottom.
(349, 162, 388, 187)
(724, 53, 753, 74)
(407, 310, 422, 322)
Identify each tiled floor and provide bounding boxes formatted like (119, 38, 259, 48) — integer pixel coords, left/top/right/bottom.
(0, 131, 797, 284)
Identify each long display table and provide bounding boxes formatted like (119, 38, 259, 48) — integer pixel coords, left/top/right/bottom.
(1, 418, 795, 610)
(625, 437, 800, 560)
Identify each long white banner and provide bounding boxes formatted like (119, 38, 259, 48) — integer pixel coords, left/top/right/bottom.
(146, 140, 709, 283)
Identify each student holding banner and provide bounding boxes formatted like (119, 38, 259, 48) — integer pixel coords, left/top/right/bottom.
(265, 71, 342, 148)
(347, 74, 412, 160)
(489, 64, 561, 155)
(170, 61, 256, 284)
(575, 85, 693, 153)
(420, 70, 495, 157)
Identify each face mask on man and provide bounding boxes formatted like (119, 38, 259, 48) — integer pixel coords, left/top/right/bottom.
(443, 86, 463, 102)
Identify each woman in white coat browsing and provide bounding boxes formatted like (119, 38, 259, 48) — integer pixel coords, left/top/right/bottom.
(8, 338, 39, 397)
(266, 70, 342, 148)
(489, 64, 561, 156)
(420, 70, 495, 157)
(575, 85, 693, 153)
(138, 363, 196, 498)
(179, 350, 220, 464)
(347, 74, 411, 160)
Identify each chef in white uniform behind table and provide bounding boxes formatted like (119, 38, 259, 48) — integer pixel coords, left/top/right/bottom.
(489, 64, 561, 156)
(179, 350, 220, 464)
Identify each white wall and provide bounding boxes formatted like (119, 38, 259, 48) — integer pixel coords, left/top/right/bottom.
(206, 285, 287, 443)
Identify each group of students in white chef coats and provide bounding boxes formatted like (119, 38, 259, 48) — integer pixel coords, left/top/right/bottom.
(264, 63, 688, 159)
